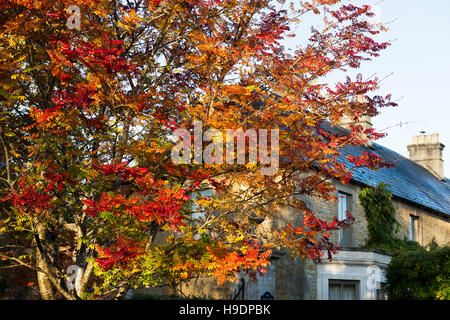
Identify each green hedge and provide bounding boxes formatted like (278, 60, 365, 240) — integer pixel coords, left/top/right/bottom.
(385, 245, 450, 300)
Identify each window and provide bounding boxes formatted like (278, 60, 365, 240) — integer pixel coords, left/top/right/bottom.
(337, 192, 352, 247)
(328, 280, 359, 300)
(376, 282, 387, 300)
(409, 215, 419, 242)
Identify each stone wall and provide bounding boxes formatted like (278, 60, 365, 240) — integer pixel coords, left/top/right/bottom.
(313, 181, 369, 248)
(180, 277, 233, 300)
(393, 200, 450, 246)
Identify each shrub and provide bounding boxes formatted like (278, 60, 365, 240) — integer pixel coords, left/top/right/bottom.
(385, 245, 450, 300)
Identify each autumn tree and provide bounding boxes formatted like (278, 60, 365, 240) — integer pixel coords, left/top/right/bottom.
(0, 0, 396, 299)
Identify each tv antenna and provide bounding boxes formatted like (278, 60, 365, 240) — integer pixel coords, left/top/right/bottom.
(378, 120, 428, 132)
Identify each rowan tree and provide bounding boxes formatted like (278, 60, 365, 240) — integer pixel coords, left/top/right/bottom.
(0, 0, 396, 299)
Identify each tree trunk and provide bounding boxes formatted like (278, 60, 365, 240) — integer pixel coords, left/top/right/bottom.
(36, 248, 55, 300)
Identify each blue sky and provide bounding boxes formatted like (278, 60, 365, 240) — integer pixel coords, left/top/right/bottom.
(282, 0, 450, 178)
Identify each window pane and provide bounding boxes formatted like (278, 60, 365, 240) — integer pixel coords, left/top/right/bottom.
(329, 280, 359, 300)
(329, 284, 341, 300)
(342, 284, 357, 300)
(409, 215, 418, 242)
(338, 192, 351, 247)
(409, 215, 413, 240)
(376, 283, 387, 300)
(341, 227, 351, 247)
(338, 193, 347, 221)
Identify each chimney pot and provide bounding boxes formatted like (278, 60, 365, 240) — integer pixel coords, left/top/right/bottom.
(432, 133, 439, 143)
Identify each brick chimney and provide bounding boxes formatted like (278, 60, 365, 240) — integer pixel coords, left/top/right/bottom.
(407, 133, 445, 180)
(338, 95, 374, 147)
(339, 114, 373, 132)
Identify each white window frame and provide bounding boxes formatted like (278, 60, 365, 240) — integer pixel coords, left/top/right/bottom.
(328, 279, 360, 300)
(337, 192, 352, 247)
(409, 214, 419, 242)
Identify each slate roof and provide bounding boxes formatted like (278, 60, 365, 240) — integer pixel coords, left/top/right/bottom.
(322, 122, 450, 216)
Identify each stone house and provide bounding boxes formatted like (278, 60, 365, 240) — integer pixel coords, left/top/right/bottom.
(3, 116, 448, 300)
(179, 117, 450, 300)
